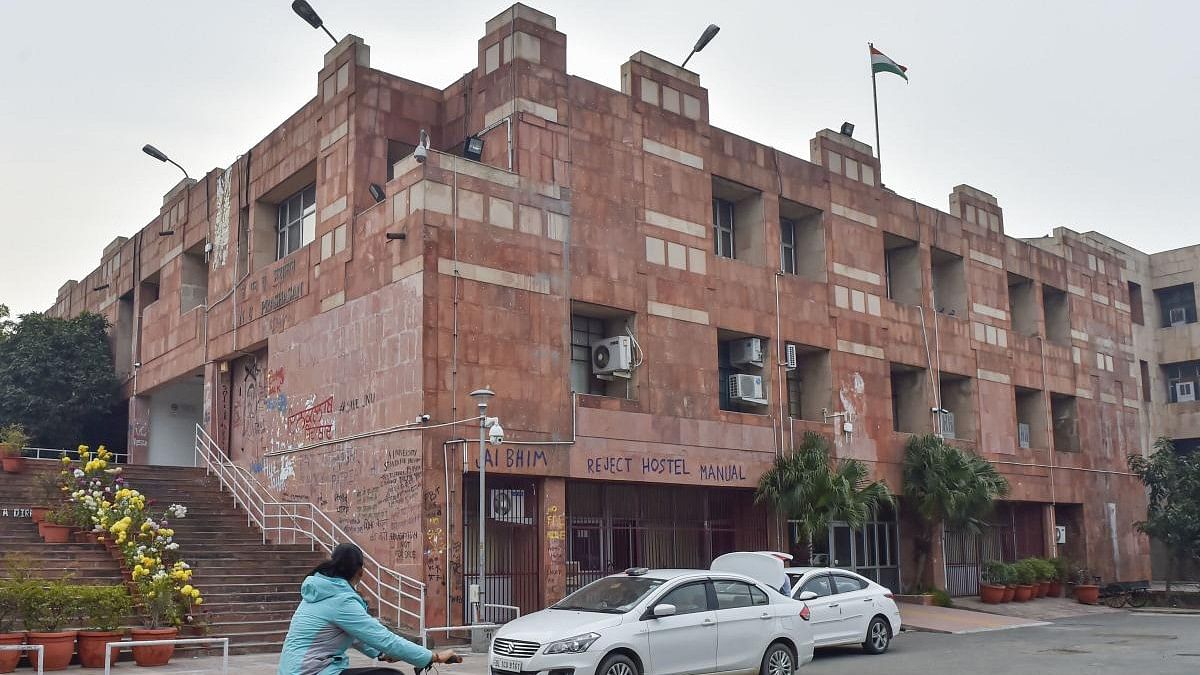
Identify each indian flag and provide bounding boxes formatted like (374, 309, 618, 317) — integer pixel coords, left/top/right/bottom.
(870, 45, 908, 81)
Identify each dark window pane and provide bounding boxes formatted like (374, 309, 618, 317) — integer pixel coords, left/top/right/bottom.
(713, 581, 754, 609)
(659, 582, 709, 615)
(800, 576, 832, 597)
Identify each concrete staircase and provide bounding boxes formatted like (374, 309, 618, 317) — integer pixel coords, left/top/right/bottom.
(2, 461, 324, 655)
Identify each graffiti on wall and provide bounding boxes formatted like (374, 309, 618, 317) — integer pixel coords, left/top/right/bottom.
(212, 169, 232, 268)
(545, 504, 566, 599)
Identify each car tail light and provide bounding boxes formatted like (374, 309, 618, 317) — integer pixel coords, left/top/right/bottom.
(884, 593, 894, 599)
(799, 603, 811, 621)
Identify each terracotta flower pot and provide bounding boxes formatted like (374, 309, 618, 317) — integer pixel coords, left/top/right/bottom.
(1014, 585, 1034, 602)
(30, 507, 50, 523)
(1002, 586, 1015, 602)
(77, 631, 126, 669)
(130, 627, 177, 667)
(1048, 581, 1062, 597)
(73, 530, 95, 544)
(1075, 584, 1100, 605)
(40, 524, 74, 544)
(0, 455, 24, 474)
(0, 633, 24, 674)
(980, 583, 1006, 604)
(26, 631, 77, 671)
(1038, 581, 1051, 597)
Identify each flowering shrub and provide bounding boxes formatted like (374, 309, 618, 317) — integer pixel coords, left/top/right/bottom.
(61, 445, 202, 626)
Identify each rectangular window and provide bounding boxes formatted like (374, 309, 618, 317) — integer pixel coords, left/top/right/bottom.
(1128, 281, 1144, 326)
(1051, 394, 1080, 452)
(713, 198, 735, 259)
(780, 219, 796, 274)
(785, 344, 831, 422)
(1165, 361, 1200, 403)
(276, 184, 317, 260)
(1155, 283, 1197, 327)
(1140, 360, 1152, 402)
(569, 315, 607, 396)
(884, 233, 921, 305)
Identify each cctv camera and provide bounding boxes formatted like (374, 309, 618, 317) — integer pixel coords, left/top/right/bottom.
(488, 422, 505, 446)
(417, 413, 431, 423)
(414, 144, 427, 163)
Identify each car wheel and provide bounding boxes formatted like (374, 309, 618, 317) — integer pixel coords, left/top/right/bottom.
(596, 654, 639, 675)
(760, 642, 795, 675)
(862, 616, 891, 655)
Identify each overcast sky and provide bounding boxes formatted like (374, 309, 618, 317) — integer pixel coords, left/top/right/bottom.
(1, 0, 1196, 316)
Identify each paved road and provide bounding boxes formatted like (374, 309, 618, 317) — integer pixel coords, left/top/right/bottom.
(806, 612, 1200, 674)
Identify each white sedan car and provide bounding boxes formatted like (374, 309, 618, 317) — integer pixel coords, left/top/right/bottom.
(489, 568, 815, 675)
(712, 553, 901, 655)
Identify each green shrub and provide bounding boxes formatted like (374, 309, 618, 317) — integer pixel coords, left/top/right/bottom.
(18, 581, 80, 632)
(1049, 557, 1071, 582)
(0, 580, 23, 633)
(931, 589, 953, 607)
(1036, 558, 1057, 582)
(76, 586, 131, 632)
(1012, 560, 1037, 586)
(982, 560, 1010, 585)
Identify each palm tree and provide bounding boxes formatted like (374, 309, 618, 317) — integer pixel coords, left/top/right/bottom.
(756, 432, 894, 561)
(902, 434, 1010, 591)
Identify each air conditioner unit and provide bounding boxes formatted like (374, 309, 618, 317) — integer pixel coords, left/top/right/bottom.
(728, 374, 767, 405)
(730, 337, 765, 368)
(1176, 381, 1196, 403)
(936, 411, 956, 439)
(1169, 307, 1187, 327)
(591, 336, 633, 379)
(785, 344, 798, 370)
(1018, 423, 1031, 449)
(490, 489, 530, 523)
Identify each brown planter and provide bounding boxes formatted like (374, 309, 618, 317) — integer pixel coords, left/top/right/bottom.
(130, 628, 177, 667)
(77, 631, 126, 669)
(0, 633, 24, 674)
(980, 583, 1006, 604)
(1038, 581, 1051, 597)
(1002, 586, 1015, 603)
(1075, 584, 1100, 605)
(26, 631, 77, 671)
(0, 455, 24, 474)
(1014, 585, 1034, 602)
(73, 530, 95, 544)
(40, 524, 74, 544)
(30, 507, 50, 524)
(1048, 581, 1062, 598)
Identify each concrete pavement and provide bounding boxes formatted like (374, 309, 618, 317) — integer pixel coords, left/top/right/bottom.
(898, 602, 1049, 634)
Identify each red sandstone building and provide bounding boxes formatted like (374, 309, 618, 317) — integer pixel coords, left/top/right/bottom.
(47, 3, 1151, 626)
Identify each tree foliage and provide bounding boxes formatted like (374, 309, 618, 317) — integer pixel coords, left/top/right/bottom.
(756, 432, 894, 550)
(0, 311, 120, 448)
(1129, 438, 1200, 580)
(902, 434, 1010, 589)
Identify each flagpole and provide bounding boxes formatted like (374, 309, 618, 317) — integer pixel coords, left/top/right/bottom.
(870, 42, 882, 184)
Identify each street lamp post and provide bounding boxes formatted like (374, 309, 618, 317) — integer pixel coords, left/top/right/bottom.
(469, 388, 502, 624)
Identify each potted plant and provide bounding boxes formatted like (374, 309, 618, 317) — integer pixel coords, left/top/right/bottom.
(1048, 557, 1069, 598)
(1074, 567, 1100, 605)
(19, 580, 79, 671)
(1012, 560, 1036, 601)
(979, 561, 1007, 604)
(31, 471, 63, 525)
(40, 506, 76, 544)
(1036, 558, 1056, 597)
(130, 576, 184, 667)
(75, 586, 131, 669)
(0, 425, 29, 474)
(1025, 558, 1044, 598)
(998, 563, 1016, 602)
(0, 580, 24, 674)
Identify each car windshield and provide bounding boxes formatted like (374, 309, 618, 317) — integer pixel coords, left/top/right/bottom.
(551, 576, 666, 613)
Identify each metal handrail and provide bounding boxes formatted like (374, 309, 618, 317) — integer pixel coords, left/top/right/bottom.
(193, 424, 426, 641)
(21, 446, 130, 464)
(0, 644, 43, 675)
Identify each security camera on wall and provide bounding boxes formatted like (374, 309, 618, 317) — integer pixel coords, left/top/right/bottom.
(488, 421, 505, 446)
(414, 129, 430, 164)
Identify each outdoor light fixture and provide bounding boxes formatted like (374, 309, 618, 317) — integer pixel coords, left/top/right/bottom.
(142, 144, 189, 179)
(369, 184, 386, 203)
(291, 0, 338, 44)
(462, 136, 484, 162)
(93, 283, 110, 292)
(469, 388, 498, 624)
(840, 122, 855, 137)
(158, 230, 175, 237)
(386, 232, 406, 240)
(681, 24, 720, 68)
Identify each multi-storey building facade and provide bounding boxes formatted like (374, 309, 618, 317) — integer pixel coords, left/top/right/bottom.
(46, 3, 1151, 625)
(1048, 230, 1200, 579)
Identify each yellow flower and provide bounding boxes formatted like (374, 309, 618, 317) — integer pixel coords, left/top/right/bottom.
(180, 584, 194, 596)
(193, 598, 202, 606)
(60, 457, 70, 465)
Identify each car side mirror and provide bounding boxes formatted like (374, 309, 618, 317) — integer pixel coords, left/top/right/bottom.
(797, 591, 818, 601)
(652, 603, 677, 618)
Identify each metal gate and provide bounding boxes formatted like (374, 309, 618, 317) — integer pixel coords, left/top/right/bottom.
(942, 524, 1015, 596)
(463, 476, 541, 623)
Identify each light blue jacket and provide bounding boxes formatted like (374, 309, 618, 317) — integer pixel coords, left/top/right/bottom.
(278, 574, 432, 675)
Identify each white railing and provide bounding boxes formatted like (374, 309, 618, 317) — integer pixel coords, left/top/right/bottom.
(21, 446, 130, 463)
(0, 644, 42, 675)
(193, 424, 426, 641)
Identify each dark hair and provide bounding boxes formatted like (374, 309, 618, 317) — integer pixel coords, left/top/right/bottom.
(310, 543, 365, 581)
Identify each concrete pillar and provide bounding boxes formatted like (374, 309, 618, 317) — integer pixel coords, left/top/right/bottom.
(1042, 503, 1058, 559)
(127, 395, 150, 465)
(540, 476, 567, 607)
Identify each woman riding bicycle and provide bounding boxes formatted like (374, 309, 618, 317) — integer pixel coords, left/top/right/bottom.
(279, 543, 457, 675)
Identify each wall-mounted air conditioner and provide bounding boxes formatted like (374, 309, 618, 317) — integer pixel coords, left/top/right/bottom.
(785, 344, 798, 370)
(490, 489, 531, 524)
(1176, 381, 1196, 403)
(936, 411, 956, 439)
(730, 337, 765, 368)
(1169, 307, 1187, 327)
(591, 336, 633, 379)
(1018, 423, 1031, 449)
(729, 374, 767, 405)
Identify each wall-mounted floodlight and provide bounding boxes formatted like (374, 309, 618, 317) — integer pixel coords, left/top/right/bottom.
(369, 184, 386, 203)
(840, 122, 855, 138)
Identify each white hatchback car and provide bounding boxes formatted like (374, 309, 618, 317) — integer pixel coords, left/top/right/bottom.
(712, 553, 901, 655)
(489, 568, 815, 675)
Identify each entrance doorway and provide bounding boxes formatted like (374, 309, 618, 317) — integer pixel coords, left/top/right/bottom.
(794, 506, 900, 591)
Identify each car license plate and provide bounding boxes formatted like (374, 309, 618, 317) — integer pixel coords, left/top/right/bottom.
(491, 657, 524, 673)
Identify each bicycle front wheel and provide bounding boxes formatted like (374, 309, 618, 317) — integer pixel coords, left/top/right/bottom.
(1104, 593, 1128, 609)
(1128, 589, 1150, 608)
